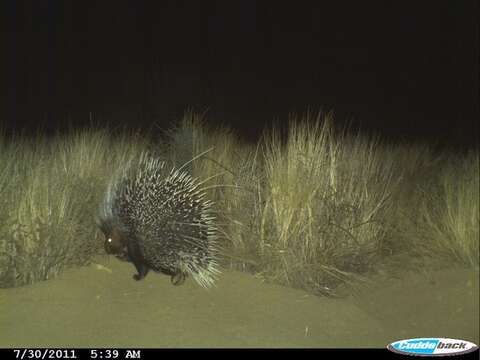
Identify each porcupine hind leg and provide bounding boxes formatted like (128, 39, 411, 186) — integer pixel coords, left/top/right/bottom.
(171, 272, 186, 286)
(156, 265, 186, 285)
(127, 242, 150, 281)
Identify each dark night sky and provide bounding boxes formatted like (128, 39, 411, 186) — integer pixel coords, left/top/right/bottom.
(4, 0, 479, 147)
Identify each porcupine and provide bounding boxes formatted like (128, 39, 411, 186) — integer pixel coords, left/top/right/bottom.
(96, 153, 220, 288)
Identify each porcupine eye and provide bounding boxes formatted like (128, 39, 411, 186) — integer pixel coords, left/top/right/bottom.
(105, 236, 117, 254)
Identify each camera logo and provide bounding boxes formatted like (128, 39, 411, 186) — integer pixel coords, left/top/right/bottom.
(388, 338, 478, 356)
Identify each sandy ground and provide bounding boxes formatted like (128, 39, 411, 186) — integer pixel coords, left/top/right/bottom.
(1, 258, 478, 348)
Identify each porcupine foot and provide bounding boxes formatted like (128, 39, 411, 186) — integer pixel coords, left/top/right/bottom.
(170, 272, 186, 286)
(132, 261, 150, 281)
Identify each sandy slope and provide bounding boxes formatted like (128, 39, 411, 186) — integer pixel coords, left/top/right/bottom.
(1, 258, 478, 348)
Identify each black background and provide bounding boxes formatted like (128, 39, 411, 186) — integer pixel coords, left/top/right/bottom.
(4, 0, 479, 148)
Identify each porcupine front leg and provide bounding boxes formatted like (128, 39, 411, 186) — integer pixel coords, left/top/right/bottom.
(127, 242, 150, 281)
(132, 261, 150, 281)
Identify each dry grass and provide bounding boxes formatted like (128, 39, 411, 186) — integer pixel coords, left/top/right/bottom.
(413, 151, 479, 267)
(1, 111, 477, 294)
(0, 128, 151, 287)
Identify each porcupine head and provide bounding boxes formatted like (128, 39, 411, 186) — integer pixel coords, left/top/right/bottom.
(98, 218, 129, 259)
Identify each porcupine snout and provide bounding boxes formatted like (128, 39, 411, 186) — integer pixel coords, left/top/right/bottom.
(100, 228, 122, 253)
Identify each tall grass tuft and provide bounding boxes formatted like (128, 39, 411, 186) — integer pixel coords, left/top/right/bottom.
(247, 113, 399, 294)
(414, 150, 479, 268)
(0, 128, 151, 287)
(159, 111, 258, 265)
